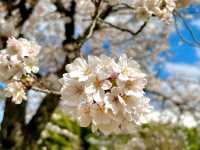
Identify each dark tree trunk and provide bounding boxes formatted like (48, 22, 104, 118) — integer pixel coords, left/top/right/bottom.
(0, 100, 26, 150)
(23, 94, 60, 150)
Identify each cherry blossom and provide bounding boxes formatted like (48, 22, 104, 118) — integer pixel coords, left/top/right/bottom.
(0, 37, 41, 104)
(60, 54, 151, 134)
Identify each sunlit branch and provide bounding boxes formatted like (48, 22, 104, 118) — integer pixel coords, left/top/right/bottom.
(32, 87, 60, 96)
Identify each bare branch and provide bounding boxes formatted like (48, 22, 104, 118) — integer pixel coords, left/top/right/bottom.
(173, 13, 198, 47)
(98, 18, 147, 36)
(173, 10, 200, 47)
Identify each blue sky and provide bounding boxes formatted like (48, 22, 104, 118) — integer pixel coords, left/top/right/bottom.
(170, 4, 200, 65)
(157, 4, 200, 79)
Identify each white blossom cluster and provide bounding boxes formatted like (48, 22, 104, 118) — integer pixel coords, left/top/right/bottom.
(0, 37, 41, 104)
(107, 0, 176, 22)
(60, 54, 151, 135)
(134, 0, 176, 22)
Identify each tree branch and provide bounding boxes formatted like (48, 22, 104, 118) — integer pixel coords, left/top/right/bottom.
(76, 2, 113, 47)
(98, 18, 147, 36)
(173, 10, 200, 47)
(32, 86, 60, 96)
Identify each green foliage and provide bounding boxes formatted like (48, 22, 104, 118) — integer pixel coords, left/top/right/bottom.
(37, 110, 200, 150)
(41, 130, 73, 150)
(51, 111, 80, 135)
(182, 128, 200, 150)
(38, 110, 81, 150)
(139, 123, 186, 150)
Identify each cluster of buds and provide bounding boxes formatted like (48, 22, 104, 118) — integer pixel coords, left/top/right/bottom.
(60, 54, 151, 135)
(0, 37, 41, 104)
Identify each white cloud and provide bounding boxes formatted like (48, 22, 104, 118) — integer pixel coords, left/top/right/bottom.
(165, 62, 200, 79)
(191, 19, 200, 28)
(148, 109, 197, 128)
(195, 47, 200, 58)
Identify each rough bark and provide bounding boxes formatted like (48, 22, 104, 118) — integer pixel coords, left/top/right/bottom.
(23, 94, 60, 150)
(0, 100, 26, 150)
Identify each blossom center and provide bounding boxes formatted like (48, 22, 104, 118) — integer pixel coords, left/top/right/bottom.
(84, 68, 91, 76)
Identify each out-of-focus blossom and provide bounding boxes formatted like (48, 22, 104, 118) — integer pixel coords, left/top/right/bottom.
(134, 0, 176, 22)
(0, 13, 19, 39)
(60, 54, 151, 135)
(0, 37, 41, 82)
(22, 0, 66, 75)
(0, 37, 41, 104)
(7, 37, 41, 74)
(5, 81, 27, 104)
(7, 37, 40, 57)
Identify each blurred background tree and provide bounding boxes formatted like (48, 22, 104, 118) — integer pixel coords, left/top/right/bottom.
(0, 0, 200, 149)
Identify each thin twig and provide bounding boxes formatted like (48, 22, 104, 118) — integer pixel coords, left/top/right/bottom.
(173, 10, 200, 47)
(32, 87, 60, 96)
(77, 0, 104, 46)
(175, 10, 200, 45)
(111, 3, 135, 13)
(173, 13, 198, 47)
(98, 18, 147, 36)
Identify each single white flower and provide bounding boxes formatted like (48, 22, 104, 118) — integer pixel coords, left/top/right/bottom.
(95, 55, 119, 80)
(66, 56, 100, 81)
(85, 77, 112, 103)
(117, 54, 146, 81)
(61, 78, 86, 106)
(117, 79, 146, 97)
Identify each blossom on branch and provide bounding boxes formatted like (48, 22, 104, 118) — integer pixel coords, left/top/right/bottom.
(134, 0, 176, 22)
(0, 37, 41, 104)
(60, 54, 151, 135)
(7, 37, 41, 74)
